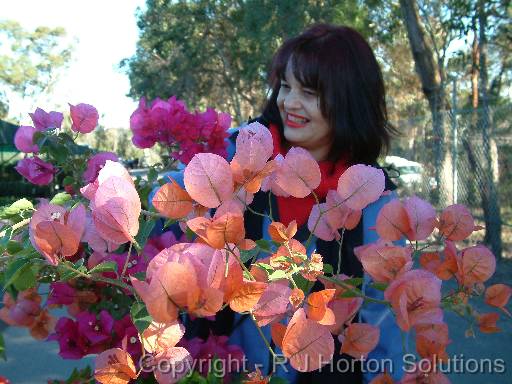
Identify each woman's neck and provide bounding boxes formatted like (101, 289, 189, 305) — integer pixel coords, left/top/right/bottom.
(268, 123, 333, 163)
(306, 145, 331, 162)
(281, 140, 331, 162)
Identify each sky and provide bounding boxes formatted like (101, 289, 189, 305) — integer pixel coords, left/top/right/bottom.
(2, 0, 147, 128)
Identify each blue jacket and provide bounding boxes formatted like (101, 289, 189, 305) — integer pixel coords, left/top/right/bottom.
(151, 129, 405, 383)
(226, 192, 405, 384)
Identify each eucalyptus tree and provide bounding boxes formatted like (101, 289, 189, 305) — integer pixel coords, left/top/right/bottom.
(0, 20, 73, 119)
(121, 0, 377, 123)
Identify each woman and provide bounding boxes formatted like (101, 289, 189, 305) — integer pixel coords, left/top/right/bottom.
(226, 24, 404, 384)
(164, 24, 404, 383)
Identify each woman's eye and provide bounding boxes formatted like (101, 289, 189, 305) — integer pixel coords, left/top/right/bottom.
(280, 82, 290, 89)
(304, 89, 317, 96)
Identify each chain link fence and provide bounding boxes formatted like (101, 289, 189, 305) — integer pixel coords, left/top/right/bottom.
(387, 103, 512, 258)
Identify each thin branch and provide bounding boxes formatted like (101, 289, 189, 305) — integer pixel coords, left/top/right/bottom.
(237, 195, 271, 220)
(318, 275, 390, 306)
(225, 244, 255, 281)
(268, 192, 274, 222)
(250, 313, 277, 359)
(336, 229, 346, 275)
(59, 261, 134, 293)
(0, 218, 31, 237)
(121, 242, 133, 278)
(140, 209, 166, 219)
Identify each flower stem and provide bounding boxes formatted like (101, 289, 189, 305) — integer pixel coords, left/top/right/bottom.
(247, 205, 268, 219)
(400, 329, 408, 355)
(305, 206, 324, 250)
(95, 276, 135, 293)
(268, 192, 274, 222)
(140, 209, 166, 219)
(336, 229, 346, 275)
(121, 242, 133, 278)
(250, 313, 277, 359)
(0, 218, 31, 237)
(225, 244, 255, 281)
(59, 261, 134, 293)
(318, 275, 390, 306)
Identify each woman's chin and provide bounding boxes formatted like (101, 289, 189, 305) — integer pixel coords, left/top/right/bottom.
(283, 126, 309, 144)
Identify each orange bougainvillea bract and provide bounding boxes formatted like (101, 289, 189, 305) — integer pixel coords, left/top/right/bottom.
(152, 178, 193, 219)
(94, 348, 137, 384)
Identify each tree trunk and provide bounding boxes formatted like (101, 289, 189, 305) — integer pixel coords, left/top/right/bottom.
(399, 0, 451, 204)
(477, 0, 502, 258)
(471, 24, 479, 110)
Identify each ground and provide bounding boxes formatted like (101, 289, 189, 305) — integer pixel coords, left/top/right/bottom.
(1, 260, 511, 383)
(442, 258, 512, 384)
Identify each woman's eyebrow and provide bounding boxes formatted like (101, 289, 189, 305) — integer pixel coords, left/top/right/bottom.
(299, 80, 316, 91)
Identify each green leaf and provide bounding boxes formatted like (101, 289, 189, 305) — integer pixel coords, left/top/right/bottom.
(50, 192, 72, 206)
(163, 218, 177, 229)
(342, 277, 363, 287)
(59, 365, 94, 383)
(253, 263, 273, 272)
(0, 228, 14, 249)
(45, 136, 70, 164)
(89, 261, 117, 274)
(2, 257, 33, 291)
(13, 264, 38, 291)
(67, 368, 81, 381)
(57, 261, 83, 281)
(293, 273, 315, 293)
(6, 240, 23, 255)
(206, 357, 223, 383)
(270, 256, 289, 264)
(268, 269, 288, 281)
(255, 239, 273, 252)
(57, 132, 76, 146)
(134, 218, 156, 249)
(338, 289, 362, 298)
(147, 168, 158, 183)
(132, 271, 146, 281)
(33, 131, 46, 146)
(13, 247, 40, 259)
(412, 250, 424, 261)
(242, 270, 253, 281)
(63, 176, 74, 186)
(0, 332, 6, 360)
(177, 371, 207, 384)
(130, 302, 152, 333)
(240, 247, 259, 263)
(0, 198, 33, 219)
(369, 282, 388, 291)
(323, 263, 334, 275)
(58, 269, 79, 281)
(185, 226, 196, 241)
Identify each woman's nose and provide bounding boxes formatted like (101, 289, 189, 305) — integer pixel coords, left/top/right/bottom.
(284, 91, 301, 110)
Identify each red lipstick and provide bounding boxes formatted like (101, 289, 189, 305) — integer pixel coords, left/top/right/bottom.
(284, 112, 309, 129)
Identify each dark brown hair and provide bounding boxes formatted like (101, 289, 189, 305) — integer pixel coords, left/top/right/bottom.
(262, 24, 396, 164)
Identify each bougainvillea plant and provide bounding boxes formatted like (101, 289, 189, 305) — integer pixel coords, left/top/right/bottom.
(0, 99, 510, 384)
(130, 96, 231, 165)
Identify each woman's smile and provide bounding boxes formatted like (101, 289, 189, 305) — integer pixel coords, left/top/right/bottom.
(285, 112, 310, 128)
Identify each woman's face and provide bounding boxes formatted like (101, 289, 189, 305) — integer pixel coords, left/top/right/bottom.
(276, 60, 333, 161)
